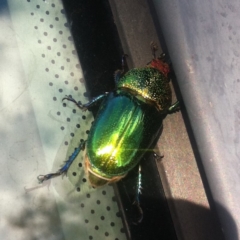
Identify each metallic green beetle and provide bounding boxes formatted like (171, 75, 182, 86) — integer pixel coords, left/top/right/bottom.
(38, 48, 179, 189)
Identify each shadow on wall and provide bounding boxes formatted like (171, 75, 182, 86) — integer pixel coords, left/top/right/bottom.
(166, 199, 235, 240)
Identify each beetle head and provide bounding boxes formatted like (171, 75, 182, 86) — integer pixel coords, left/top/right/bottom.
(149, 58, 170, 77)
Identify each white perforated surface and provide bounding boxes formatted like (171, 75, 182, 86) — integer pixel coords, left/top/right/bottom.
(0, 1, 127, 239)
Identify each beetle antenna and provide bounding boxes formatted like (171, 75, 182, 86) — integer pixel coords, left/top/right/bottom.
(150, 41, 158, 59)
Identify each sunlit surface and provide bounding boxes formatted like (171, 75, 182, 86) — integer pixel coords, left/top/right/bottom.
(0, 1, 126, 239)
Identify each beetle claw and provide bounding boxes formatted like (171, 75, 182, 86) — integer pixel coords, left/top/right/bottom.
(153, 152, 164, 161)
(81, 106, 88, 112)
(37, 175, 47, 183)
(37, 171, 63, 183)
(62, 95, 87, 111)
(132, 201, 143, 225)
(168, 101, 180, 114)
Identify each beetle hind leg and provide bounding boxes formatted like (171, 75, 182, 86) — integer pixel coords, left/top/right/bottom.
(132, 165, 143, 224)
(38, 141, 86, 183)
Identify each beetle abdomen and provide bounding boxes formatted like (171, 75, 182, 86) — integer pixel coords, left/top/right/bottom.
(86, 91, 162, 178)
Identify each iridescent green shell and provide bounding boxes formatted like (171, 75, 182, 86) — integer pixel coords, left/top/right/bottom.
(86, 91, 163, 179)
(117, 67, 172, 112)
(86, 64, 172, 182)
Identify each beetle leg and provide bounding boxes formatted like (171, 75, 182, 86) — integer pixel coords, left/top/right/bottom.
(153, 152, 164, 161)
(63, 93, 108, 111)
(150, 41, 172, 66)
(114, 54, 128, 85)
(149, 42, 168, 67)
(150, 41, 158, 59)
(132, 165, 143, 224)
(121, 54, 128, 72)
(114, 70, 122, 85)
(168, 100, 180, 114)
(37, 140, 86, 183)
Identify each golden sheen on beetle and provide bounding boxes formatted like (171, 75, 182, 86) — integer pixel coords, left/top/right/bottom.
(38, 51, 179, 188)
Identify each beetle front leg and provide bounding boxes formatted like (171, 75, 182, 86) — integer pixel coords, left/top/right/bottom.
(38, 140, 86, 183)
(150, 41, 158, 59)
(168, 101, 180, 114)
(114, 54, 128, 85)
(63, 93, 108, 111)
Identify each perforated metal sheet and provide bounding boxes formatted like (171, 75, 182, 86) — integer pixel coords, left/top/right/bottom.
(0, 1, 127, 239)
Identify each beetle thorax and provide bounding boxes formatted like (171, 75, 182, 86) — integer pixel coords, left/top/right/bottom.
(117, 65, 172, 112)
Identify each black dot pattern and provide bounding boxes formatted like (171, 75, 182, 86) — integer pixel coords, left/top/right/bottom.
(24, 0, 126, 239)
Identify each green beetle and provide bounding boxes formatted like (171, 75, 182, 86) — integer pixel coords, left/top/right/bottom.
(38, 47, 179, 189)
